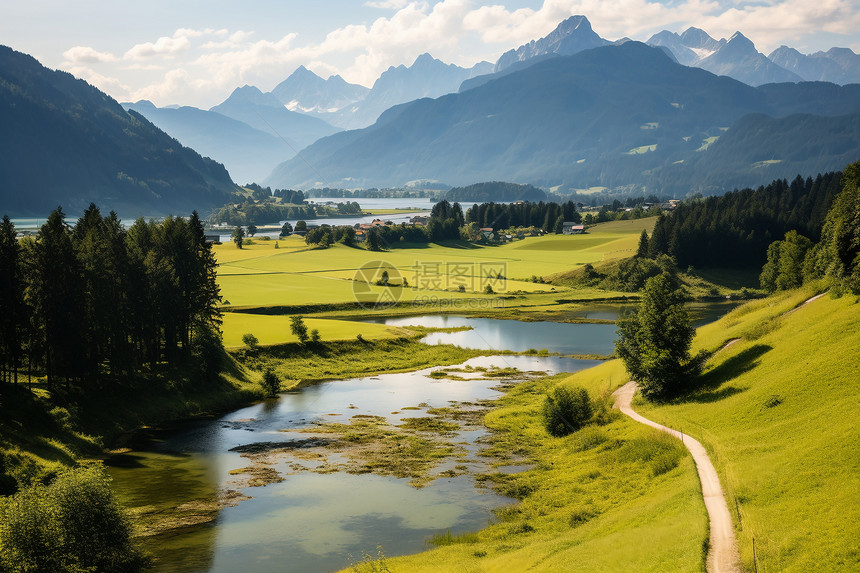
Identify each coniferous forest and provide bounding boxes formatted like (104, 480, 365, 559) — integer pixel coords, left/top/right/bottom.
(647, 172, 843, 268)
(0, 205, 222, 391)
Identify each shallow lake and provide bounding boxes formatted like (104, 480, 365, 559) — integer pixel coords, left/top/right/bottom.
(108, 353, 600, 573)
(365, 302, 737, 355)
(367, 315, 618, 355)
(108, 304, 736, 572)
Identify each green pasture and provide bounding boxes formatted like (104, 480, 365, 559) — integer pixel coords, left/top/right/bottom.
(696, 136, 719, 151)
(214, 220, 653, 310)
(625, 144, 657, 155)
(221, 313, 402, 347)
(638, 288, 860, 572)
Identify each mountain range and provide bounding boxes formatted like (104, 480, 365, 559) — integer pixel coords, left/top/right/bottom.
(4, 13, 860, 216)
(266, 41, 860, 195)
(121, 100, 292, 186)
(120, 53, 492, 183)
(274, 53, 493, 130)
(0, 46, 237, 217)
(117, 15, 860, 191)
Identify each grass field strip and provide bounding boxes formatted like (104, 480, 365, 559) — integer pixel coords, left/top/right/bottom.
(613, 382, 742, 573)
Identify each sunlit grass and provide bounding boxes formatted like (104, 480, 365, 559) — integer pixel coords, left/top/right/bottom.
(352, 365, 707, 572)
(221, 313, 400, 347)
(638, 289, 860, 572)
(214, 221, 655, 312)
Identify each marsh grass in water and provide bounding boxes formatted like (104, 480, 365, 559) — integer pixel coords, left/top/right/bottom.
(229, 406, 492, 488)
(355, 363, 709, 573)
(238, 337, 486, 387)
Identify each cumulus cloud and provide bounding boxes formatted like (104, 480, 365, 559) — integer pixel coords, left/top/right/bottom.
(66, 66, 131, 98)
(57, 0, 860, 108)
(62, 46, 117, 64)
(124, 34, 192, 61)
(202, 30, 255, 50)
(695, 0, 860, 53)
(129, 68, 203, 104)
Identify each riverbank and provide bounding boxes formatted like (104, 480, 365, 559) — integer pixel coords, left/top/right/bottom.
(0, 333, 497, 488)
(348, 360, 709, 572)
(0, 354, 263, 488)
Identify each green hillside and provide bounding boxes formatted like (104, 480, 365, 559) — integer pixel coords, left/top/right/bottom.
(364, 287, 859, 572)
(639, 288, 860, 572)
(0, 46, 238, 216)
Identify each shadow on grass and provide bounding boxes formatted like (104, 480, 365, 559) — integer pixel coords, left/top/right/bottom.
(681, 344, 772, 404)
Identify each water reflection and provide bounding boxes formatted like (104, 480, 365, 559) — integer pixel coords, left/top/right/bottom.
(110, 354, 592, 573)
(368, 315, 618, 355)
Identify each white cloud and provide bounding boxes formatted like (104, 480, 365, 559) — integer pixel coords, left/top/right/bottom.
(55, 0, 860, 108)
(202, 30, 255, 50)
(62, 46, 117, 64)
(67, 66, 131, 98)
(129, 68, 203, 105)
(124, 31, 193, 61)
(695, 0, 860, 53)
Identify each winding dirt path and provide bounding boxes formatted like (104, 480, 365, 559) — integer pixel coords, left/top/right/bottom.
(613, 382, 741, 573)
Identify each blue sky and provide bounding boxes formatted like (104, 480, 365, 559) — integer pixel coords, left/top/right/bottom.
(2, 0, 857, 108)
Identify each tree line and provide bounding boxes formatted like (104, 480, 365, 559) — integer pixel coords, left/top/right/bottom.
(465, 200, 581, 232)
(0, 205, 222, 389)
(759, 161, 860, 295)
(646, 172, 843, 268)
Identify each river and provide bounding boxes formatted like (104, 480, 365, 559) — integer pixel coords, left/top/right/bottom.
(107, 305, 733, 572)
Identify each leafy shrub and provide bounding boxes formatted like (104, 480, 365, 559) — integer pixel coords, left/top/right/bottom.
(0, 465, 148, 572)
(242, 333, 259, 349)
(541, 384, 593, 437)
(260, 368, 281, 397)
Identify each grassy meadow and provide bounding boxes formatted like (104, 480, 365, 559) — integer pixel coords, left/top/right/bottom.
(215, 220, 653, 310)
(216, 220, 655, 346)
(637, 288, 860, 572)
(344, 286, 860, 572)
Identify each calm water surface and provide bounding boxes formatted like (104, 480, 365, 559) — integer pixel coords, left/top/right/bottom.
(109, 304, 735, 572)
(109, 352, 600, 573)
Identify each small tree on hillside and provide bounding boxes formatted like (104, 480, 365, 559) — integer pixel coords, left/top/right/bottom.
(541, 384, 593, 437)
(242, 333, 259, 349)
(232, 226, 245, 249)
(260, 368, 280, 397)
(615, 271, 701, 400)
(636, 229, 650, 258)
(280, 221, 293, 236)
(247, 223, 257, 237)
(294, 220, 308, 233)
(290, 316, 309, 343)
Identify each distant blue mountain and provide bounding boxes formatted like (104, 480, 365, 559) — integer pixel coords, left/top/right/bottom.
(210, 85, 340, 150)
(768, 46, 860, 84)
(494, 15, 608, 72)
(271, 65, 369, 115)
(122, 100, 291, 185)
(0, 46, 237, 216)
(266, 42, 860, 196)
